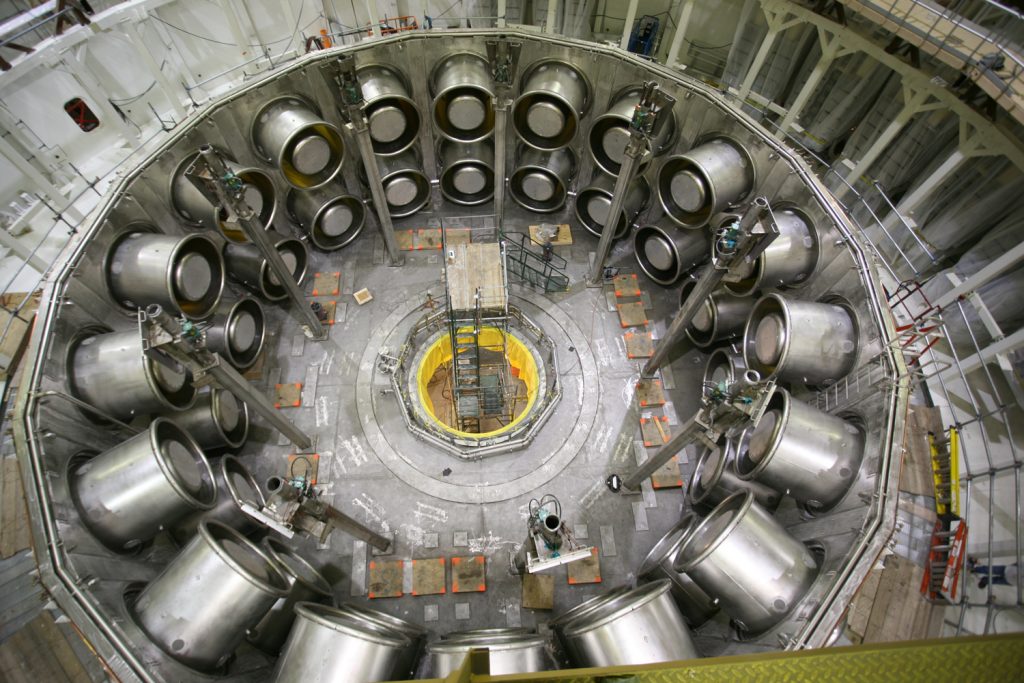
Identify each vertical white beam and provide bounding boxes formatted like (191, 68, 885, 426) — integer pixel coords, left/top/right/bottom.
(0, 134, 65, 211)
(0, 225, 46, 273)
(776, 31, 845, 137)
(723, 0, 758, 83)
(365, 0, 376, 33)
(665, 0, 697, 67)
(497, 0, 506, 27)
(215, 0, 255, 56)
(738, 28, 780, 99)
(893, 149, 968, 221)
(619, 0, 639, 50)
(124, 22, 187, 120)
(843, 85, 931, 186)
(545, 0, 558, 34)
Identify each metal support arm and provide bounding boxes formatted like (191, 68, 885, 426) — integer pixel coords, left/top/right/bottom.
(487, 39, 521, 234)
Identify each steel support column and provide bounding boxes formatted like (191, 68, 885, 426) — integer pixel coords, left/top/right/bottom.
(776, 29, 851, 137)
(665, 0, 697, 67)
(619, 0, 639, 50)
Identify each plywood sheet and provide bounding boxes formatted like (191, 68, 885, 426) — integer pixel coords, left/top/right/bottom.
(567, 547, 602, 585)
(636, 378, 666, 407)
(412, 557, 447, 596)
(368, 559, 405, 599)
(451, 555, 486, 593)
(624, 331, 654, 359)
(311, 271, 340, 296)
(616, 301, 648, 328)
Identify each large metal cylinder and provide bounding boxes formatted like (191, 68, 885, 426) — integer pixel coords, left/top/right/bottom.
(358, 64, 421, 156)
(633, 225, 709, 285)
(588, 87, 675, 176)
(68, 328, 196, 420)
(427, 631, 552, 677)
(736, 387, 865, 510)
(674, 491, 819, 635)
(657, 137, 754, 228)
(688, 437, 781, 512)
(165, 388, 249, 450)
(702, 347, 748, 388)
(133, 521, 289, 670)
(250, 96, 345, 189)
(637, 515, 719, 627)
(105, 231, 224, 320)
(335, 604, 427, 679)
(513, 59, 590, 151)
(249, 537, 334, 655)
(724, 207, 819, 296)
(438, 138, 495, 206)
(550, 585, 632, 644)
(431, 52, 495, 142)
(223, 232, 309, 301)
(169, 151, 277, 239)
(170, 454, 266, 545)
(574, 174, 650, 238)
(274, 602, 412, 683)
(743, 294, 858, 385)
(678, 279, 756, 347)
(561, 580, 698, 667)
(367, 150, 431, 218)
(70, 418, 215, 550)
(286, 185, 366, 251)
(204, 297, 266, 370)
(509, 145, 575, 213)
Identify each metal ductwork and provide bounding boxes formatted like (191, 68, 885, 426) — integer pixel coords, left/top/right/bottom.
(657, 136, 754, 228)
(513, 59, 590, 151)
(169, 150, 277, 239)
(250, 95, 345, 189)
(633, 225, 709, 286)
(674, 491, 819, 635)
(431, 52, 495, 143)
(743, 294, 858, 385)
(223, 232, 310, 301)
(169, 454, 266, 545)
(70, 418, 215, 551)
(426, 630, 552, 677)
(637, 515, 719, 626)
(687, 436, 781, 512)
(736, 387, 865, 511)
(203, 297, 267, 370)
(575, 173, 650, 238)
(509, 145, 576, 213)
(438, 138, 495, 206)
(679, 279, 756, 347)
(723, 206, 819, 296)
(164, 388, 249, 450)
(588, 86, 675, 176)
(105, 230, 224, 320)
(358, 64, 421, 156)
(287, 184, 367, 251)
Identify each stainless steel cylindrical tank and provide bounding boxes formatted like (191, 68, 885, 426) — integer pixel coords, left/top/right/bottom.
(736, 387, 865, 510)
(687, 437, 781, 512)
(68, 328, 196, 420)
(249, 537, 334, 655)
(561, 580, 698, 667)
(70, 418, 215, 551)
(702, 347, 748, 388)
(368, 150, 432, 218)
(169, 151, 277, 239)
(678, 279, 756, 347)
(575, 174, 650, 238)
(249, 95, 345, 189)
(335, 603, 427, 679)
(723, 206, 819, 296)
(286, 185, 366, 251)
(105, 231, 224, 320)
(588, 86, 675, 176)
(438, 138, 495, 206)
(427, 631, 552, 678)
(133, 521, 289, 670)
(223, 232, 309, 301)
(431, 52, 495, 142)
(513, 59, 590, 151)
(204, 297, 266, 370)
(658, 137, 754, 228)
(358, 64, 421, 156)
(169, 454, 266, 545)
(274, 602, 412, 683)
(508, 145, 575, 213)
(637, 515, 719, 627)
(164, 388, 249, 450)
(633, 225, 709, 285)
(674, 491, 819, 635)
(550, 585, 632, 644)
(743, 294, 858, 385)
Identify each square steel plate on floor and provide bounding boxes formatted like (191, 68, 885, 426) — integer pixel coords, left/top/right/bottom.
(311, 271, 340, 296)
(624, 331, 654, 358)
(616, 301, 648, 328)
(274, 382, 302, 409)
(412, 557, 447, 596)
(368, 560, 404, 599)
(521, 573, 554, 610)
(612, 273, 641, 297)
(451, 556, 486, 593)
(636, 378, 666, 407)
(567, 547, 602, 585)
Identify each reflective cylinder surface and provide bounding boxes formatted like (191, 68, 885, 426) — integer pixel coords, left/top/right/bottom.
(702, 347, 748, 388)
(575, 174, 650, 238)
(679, 279, 756, 347)
(204, 297, 266, 370)
(369, 151, 431, 218)
(431, 52, 495, 142)
(687, 437, 781, 512)
(513, 60, 590, 151)
(634, 225, 709, 285)
(164, 388, 248, 450)
(223, 233, 309, 301)
(358, 64, 421, 156)
(287, 185, 366, 251)
(169, 454, 266, 544)
(438, 138, 495, 206)
(657, 137, 754, 228)
(250, 96, 345, 189)
(509, 145, 575, 213)
(588, 87, 673, 176)
(427, 631, 552, 678)
(724, 207, 819, 296)
(637, 515, 719, 626)
(335, 603, 428, 679)
(169, 151, 277, 239)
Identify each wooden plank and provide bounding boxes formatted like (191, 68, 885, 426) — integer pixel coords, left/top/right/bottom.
(10, 458, 30, 555)
(1, 457, 20, 558)
(33, 610, 93, 683)
(0, 616, 73, 683)
(863, 554, 933, 643)
(846, 567, 883, 644)
(447, 243, 506, 312)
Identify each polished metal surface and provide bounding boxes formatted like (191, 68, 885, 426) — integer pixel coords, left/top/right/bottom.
(163, 388, 249, 450)
(223, 232, 310, 301)
(688, 437, 781, 512)
(426, 630, 552, 677)
(724, 207, 820, 296)
(678, 280, 756, 347)
(736, 387, 865, 510)
(675, 491, 819, 635)
(68, 328, 196, 419)
(561, 580, 698, 667)
(105, 231, 224, 320)
(743, 294, 858, 385)
(637, 515, 719, 626)
(358, 64, 421, 156)
(509, 145, 576, 213)
(633, 224, 709, 285)
(513, 59, 590, 151)
(702, 347, 748, 388)
(335, 603, 427, 679)
(657, 136, 754, 228)
(588, 86, 674, 176)
(369, 150, 431, 217)
(438, 138, 495, 206)
(169, 151, 277, 238)
(574, 173, 650, 238)
(249, 95, 345, 189)
(170, 454, 267, 545)
(431, 52, 494, 142)
(287, 184, 367, 251)
(204, 297, 267, 370)
(133, 521, 289, 670)
(274, 602, 411, 683)
(70, 418, 215, 551)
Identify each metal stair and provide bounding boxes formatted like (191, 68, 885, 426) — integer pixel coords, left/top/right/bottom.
(502, 231, 570, 293)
